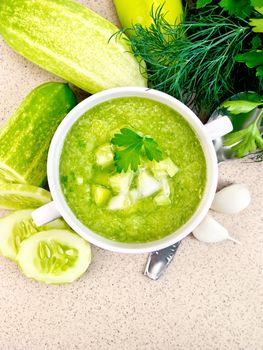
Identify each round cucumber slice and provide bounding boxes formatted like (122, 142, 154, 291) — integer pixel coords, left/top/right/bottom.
(0, 210, 68, 261)
(0, 183, 51, 209)
(17, 230, 91, 284)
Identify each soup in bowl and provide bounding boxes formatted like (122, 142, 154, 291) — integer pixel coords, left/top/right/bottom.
(32, 87, 232, 253)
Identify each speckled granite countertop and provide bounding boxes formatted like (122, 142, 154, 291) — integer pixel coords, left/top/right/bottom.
(0, 1, 262, 349)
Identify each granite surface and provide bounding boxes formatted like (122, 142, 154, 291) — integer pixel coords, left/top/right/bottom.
(0, 1, 262, 349)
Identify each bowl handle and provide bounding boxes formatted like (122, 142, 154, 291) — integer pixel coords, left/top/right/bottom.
(32, 201, 61, 227)
(204, 116, 233, 140)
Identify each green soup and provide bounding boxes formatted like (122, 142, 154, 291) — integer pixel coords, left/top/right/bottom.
(60, 97, 206, 243)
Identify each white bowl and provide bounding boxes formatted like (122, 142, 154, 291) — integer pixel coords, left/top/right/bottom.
(32, 87, 232, 253)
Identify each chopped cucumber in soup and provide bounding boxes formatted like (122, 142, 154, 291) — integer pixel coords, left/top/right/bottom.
(93, 161, 175, 210)
(154, 193, 171, 206)
(129, 189, 139, 204)
(109, 171, 133, 194)
(0, 210, 68, 261)
(151, 158, 179, 178)
(138, 170, 161, 197)
(92, 185, 111, 206)
(153, 177, 171, 206)
(159, 177, 170, 196)
(95, 144, 114, 167)
(17, 230, 91, 284)
(108, 193, 131, 210)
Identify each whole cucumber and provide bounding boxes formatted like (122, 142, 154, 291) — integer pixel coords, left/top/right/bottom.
(0, 0, 147, 93)
(0, 82, 77, 186)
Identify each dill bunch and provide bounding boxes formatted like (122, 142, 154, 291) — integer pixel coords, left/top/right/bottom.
(123, 6, 260, 116)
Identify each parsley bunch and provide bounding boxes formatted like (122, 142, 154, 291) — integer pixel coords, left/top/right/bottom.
(111, 128, 162, 172)
(197, 0, 263, 78)
(223, 98, 263, 158)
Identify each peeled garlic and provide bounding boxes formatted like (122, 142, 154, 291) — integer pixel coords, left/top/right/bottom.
(192, 214, 240, 244)
(211, 184, 251, 214)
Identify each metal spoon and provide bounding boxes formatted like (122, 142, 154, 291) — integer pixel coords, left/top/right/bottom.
(144, 92, 261, 280)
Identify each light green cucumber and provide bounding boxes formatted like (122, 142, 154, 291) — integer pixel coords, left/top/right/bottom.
(0, 210, 68, 261)
(17, 230, 91, 284)
(0, 0, 147, 94)
(0, 82, 76, 186)
(92, 185, 111, 206)
(0, 183, 52, 210)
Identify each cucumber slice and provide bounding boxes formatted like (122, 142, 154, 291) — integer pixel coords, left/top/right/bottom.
(92, 185, 111, 206)
(95, 144, 114, 167)
(17, 230, 91, 284)
(0, 183, 51, 209)
(0, 210, 68, 261)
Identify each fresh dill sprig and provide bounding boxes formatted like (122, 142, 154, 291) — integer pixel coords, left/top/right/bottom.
(121, 6, 260, 116)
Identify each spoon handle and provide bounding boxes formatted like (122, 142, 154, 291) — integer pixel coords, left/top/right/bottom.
(144, 241, 181, 280)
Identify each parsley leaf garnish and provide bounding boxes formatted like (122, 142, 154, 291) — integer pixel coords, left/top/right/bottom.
(143, 137, 163, 161)
(111, 128, 163, 172)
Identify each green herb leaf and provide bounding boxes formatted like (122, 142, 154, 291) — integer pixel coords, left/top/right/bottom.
(235, 50, 263, 77)
(222, 100, 262, 114)
(249, 17, 263, 32)
(219, 0, 253, 19)
(251, 36, 261, 49)
(111, 128, 163, 172)
(250, 0, 262, 7)
(224, 109, 263, 157)
(143, 137, 163, 161)
(114, 143, 143, 172)
(235, 6, 263, 77)
(196, 0, 213, 9)
(111, 128, 143, 147)
(256, 65, 263, 76)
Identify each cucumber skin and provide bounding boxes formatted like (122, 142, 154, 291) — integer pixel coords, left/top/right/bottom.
(0, 82, 77, 186)
(0, 0, 147, 93)
(0, 183, 52, 210)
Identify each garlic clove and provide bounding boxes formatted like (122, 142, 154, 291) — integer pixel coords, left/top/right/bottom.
(211, 184, 251, 214)
(192, 214, 240, 244)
